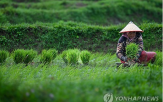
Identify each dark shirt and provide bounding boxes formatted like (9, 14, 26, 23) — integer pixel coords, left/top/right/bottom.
(116, 32, 143, 61)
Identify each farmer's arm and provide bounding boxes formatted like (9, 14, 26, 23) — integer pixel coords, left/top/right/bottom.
(116, 43, 123, 59)
(116, 36, 127, 61)
(136, 35, 143, 58)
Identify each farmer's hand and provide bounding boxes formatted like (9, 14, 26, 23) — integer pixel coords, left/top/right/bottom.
(131, 59, 136, 63)
(127, 58, 136, 63)
(121, 56, 128, 62)
(133, 58, 139, 63)
(127, 58, 130, 61)
(121, 56, 136, 63)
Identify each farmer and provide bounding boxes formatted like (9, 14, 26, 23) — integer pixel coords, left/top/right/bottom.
(116, 21, 156, 65)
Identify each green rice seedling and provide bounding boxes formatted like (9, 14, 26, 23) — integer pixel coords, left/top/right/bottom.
(0, 51, 162, 102)
(126, 43, 139, 59)
(13, 49, 26, 64)
(48, 49, 58, 60)
(40, 49, 53, 64)
(67, 49, 80, 65)
(61, 49, 80, 65)
(72, 49, 80, 56)
(61, 50, 68, 64)
(0, 50, 9, 63)
(126, 43, 139, 65)
(23, 49, 37, 65)
(80, 50, 91, 65)
(153, 51, 162, 66)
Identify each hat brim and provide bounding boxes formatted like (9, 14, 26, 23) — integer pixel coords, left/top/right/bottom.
(120, 30, 143, 33)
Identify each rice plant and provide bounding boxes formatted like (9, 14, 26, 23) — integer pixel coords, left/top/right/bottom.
(80, 50, 91, 65)
(126, 43, 139, 59)
(48, 49, 58, 60)
(0, 50, 9, 63)
(23, 49, 37, 65)
(67, 49, 80, 65)
(153, 51, 162, 66)
(13, 49, 26, 64)
(61, 50, 68, 64)
(0, 50, 162, 102)
(126, 43, 139, 65)
(40, 49, 53, 64)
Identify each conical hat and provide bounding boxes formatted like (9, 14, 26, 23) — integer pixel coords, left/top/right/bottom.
(120, 21, 143, 33)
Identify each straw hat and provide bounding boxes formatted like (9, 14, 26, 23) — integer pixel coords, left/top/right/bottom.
(120, 21, 143, 33)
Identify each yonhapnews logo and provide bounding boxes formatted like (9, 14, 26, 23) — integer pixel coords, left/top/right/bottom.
(103, 93, 159, 102)
(104, 93, 113, 102)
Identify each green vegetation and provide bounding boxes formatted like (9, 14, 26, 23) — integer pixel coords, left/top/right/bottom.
(0, 0, 162, 102)
(0, 50, 9, 64)
(12, 49, 37, 64)
(67, 49, 80, 65)
(126, 43, 139, 65)
(0, 22, 162, 53)
(61, 49, 80, 65)
(0, 0, 161, 25)
(0, 51, 162, 102)
(126, 43, 139, 59)
(23, 49, 37, 65)
(13, 49, 26, 64)
(61, 50, 68, 64)
(40, 49, 57, 64)
(80, 50, 91, 65)
(48, 49, 58, 60)
(153, 51, 162, 66)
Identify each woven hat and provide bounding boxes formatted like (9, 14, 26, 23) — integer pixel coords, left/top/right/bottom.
(120, 21, 143, 33)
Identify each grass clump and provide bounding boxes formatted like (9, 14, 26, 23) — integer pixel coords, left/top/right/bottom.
(0, 50, 9, 63)
(80, 50, 91, 65)
(12, 49, 37, 64)
(67, 49, 80, 65)
(23, 49, 37, 65)
(61, 49, 80, 65)
(40, 49, 52, 64)
(126, 43, 139, 59)
(61, 50, 68, 64)
(126, 43, 139, 66)
(48, 49, 58, 60)
(13, 49, 26, 64)
(153, 51, 162, 66)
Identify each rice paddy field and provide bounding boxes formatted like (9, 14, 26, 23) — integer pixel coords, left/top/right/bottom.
(0, 0, 162, 102)
(0, 50, 162, 102)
